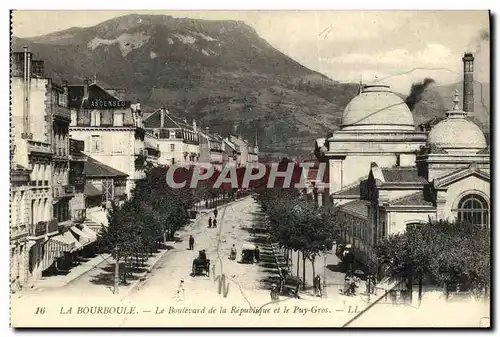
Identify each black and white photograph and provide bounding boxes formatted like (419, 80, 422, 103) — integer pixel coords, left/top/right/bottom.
(8, 9, 492, 328)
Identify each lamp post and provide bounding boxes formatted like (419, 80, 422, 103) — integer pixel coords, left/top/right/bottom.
(322, 246, 328, 298)
(113, 246, 119, 295)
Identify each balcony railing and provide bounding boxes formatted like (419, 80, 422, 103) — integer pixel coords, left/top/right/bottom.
(28, 140, 52, 155)
(29, 218, 57, 236)
(31, 221, 47, 236)
(53, 185, 75, 198)
(53, 106, 71, 120)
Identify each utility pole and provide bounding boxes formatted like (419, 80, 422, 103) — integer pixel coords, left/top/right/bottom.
(113, 246, 119, 295)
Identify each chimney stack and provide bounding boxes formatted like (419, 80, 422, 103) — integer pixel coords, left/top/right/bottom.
(83, 79, 89, 97)
(462, 52, 474, 113)
(63, 80, 68, 96)
(192, 120, 197, 132)
(160, 107, 165, 128)
(205, 126, 209, 134)
(23, 45, 32, 137)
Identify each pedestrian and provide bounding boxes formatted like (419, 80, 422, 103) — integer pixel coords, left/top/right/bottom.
(208, 217, 212, 228)
(270, 283, 279, 302)
(313, 275, 322, 297)
(230, 244, 237, 260)
(214, 207, 218, 219)
(254, 246, 260, 263)
(213, 219, 217, 228)
(175, 279, 185, 302)
(189, 235, 195, 250)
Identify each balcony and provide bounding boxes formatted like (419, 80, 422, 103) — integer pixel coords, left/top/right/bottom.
(53, 106, 71, 120)
(28, 140, 52, 155)
(146, 147, 161, 158)
(29, 219, 57, 237)
(53, 185, 75, 199)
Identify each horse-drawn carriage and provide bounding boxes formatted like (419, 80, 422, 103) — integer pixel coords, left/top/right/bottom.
(192, 250, 210, 276)
(240, 244, 256, 264)
(277, 269, 301, 298)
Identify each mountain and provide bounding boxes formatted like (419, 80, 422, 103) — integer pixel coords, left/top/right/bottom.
(12, 14, 490, 156)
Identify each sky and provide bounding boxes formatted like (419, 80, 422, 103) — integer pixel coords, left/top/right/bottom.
(12, 10, 490, 94)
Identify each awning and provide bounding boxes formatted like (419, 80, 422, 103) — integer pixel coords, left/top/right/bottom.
(70, 226, 95, 246)
(81, 225, 99, 240)
(53, 230, 83, 252)
(84, 183, 102, 197)
(50, 232, 77, 252)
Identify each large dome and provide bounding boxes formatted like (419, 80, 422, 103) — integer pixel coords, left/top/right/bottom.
(428, 91, 487, 153)
(341, 84, 415, 131)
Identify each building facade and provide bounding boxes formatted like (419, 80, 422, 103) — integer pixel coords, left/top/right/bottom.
(82, 155, 128, 233)
(315, 52, 490, 274)
(143, 108, 200, 166)
(68, 80, 146, 197)
(11, 48, 86, 283)
(199, 128, 224, 170)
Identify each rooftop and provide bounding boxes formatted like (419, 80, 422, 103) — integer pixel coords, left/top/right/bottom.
(390, 191, 435, 207)
(84, 156, 128, 178)
(338, 199, 370, 220)
(381, 167, 428, 184)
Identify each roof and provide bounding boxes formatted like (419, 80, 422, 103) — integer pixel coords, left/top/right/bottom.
(381, 167, 428, 184)
(338, 200, 370, 220)
(84, 182, 102, 197)
(341, 84, 415, 131)
(143, 108, 194, 130)
(390, 191, 435, 206)
(68, 82, 127, 110)
(333, 178, 367, 196)
(84, 156, 128, 178)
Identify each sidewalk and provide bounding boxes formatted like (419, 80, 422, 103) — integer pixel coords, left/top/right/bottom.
(25, 253, 112, 291)
(18, 195, 252, 297)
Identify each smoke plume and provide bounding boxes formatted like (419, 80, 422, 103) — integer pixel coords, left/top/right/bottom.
(405, 78, 436, 111)
(467, 29, 490, 54)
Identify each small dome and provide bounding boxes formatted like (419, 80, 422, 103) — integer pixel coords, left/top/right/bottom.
(341, 84, 415, 131)
(428, 90, 487, 153)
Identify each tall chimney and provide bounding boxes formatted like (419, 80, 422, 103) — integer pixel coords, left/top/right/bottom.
(160, 108, 165, 128)
(462, 52, 474, 113)
(205, 126, 209, 134)
(83, 79, 89, 97)
(192, 119, 197, 132)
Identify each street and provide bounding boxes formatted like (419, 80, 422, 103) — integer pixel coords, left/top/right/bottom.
(11, 196, 371, 327)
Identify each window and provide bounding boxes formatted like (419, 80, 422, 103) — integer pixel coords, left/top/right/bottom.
(457, 194, 489, 229)
(406, 222, 422, 231)
(170, 144, 175, 152)
(171, 158, 175, 165)
(91, 135, 101, 153)
(58, 92, 67, 107)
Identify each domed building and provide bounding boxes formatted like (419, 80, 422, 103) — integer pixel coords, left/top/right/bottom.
(315, 83, 490, 272)
(314, 83, 427, 200)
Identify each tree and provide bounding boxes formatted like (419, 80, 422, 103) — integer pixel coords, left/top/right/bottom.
(256, 187, 340, 289)
(375, 220, 491, 302)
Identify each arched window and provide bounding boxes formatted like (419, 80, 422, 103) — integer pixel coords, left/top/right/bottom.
(457, 194, 489, 229)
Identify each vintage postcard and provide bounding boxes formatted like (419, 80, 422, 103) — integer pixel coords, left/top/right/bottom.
(9, 10, 491, 328)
